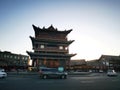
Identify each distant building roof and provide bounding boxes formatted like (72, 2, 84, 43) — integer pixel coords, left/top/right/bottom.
(0, 50, 29, 57)
(70, 59, 86, 66)
(32, 24, 72, 35)
(87, 59, 99, 66)
(99, 55, 120, 61)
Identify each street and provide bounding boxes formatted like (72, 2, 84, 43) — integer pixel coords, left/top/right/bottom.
(0, 73, 120, 90)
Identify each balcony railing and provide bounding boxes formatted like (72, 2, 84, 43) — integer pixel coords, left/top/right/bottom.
(35, 36, 68, 42)
(33, 47, 68, 53)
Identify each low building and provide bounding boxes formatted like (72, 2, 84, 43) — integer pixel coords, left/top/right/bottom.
(69, 55, 120, 72)
(0, 51, 29, 71)
(70, 59, 87, 71)
(87, 59, 100, 72)
(98, 55, 120, 72)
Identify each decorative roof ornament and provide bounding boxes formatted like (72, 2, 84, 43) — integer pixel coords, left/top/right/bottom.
(32, 24, 72, 35)
(32, 24, 42, 30)
(48, 24, 56, 31)
(43, 26, 45, 29)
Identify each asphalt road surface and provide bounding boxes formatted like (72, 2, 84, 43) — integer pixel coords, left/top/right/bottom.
(0, 73, 120, 90)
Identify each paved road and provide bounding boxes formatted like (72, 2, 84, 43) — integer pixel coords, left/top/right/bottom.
(0, 73, 120, 90)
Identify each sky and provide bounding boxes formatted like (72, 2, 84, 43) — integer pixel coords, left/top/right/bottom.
(0, 0, 120, 60)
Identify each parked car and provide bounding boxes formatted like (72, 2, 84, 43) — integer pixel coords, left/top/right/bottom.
(39, 67, 67, 79)
(0, 69, 7, 78)
(107, 70, 117, 76)
(99, 70, 104, 73)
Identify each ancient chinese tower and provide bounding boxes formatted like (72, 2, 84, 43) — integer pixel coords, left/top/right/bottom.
(27, 25, 76, 69)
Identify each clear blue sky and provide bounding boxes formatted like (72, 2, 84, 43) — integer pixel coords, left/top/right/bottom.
(0, 0, 120, 60)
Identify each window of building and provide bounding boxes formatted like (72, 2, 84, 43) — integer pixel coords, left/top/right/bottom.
(4, 55, 6, 58)
(40, 45, 44, 49)
(59, 46, 63, 50)
(25, 57, 28, 60)
(22, 57, 24, 60)
(106, 61, 109, 66)
(10, 55, 13, 58)
(65, 47, 68, 50)
(18, 56, 20, 59)
(14, 56, 17, 59)
(7, 55, 9, 58)
(103, 61, 105, 65)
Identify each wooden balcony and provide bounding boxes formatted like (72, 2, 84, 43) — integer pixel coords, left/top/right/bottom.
(35, 36, 68, 42)
(33, 47, 68, 53)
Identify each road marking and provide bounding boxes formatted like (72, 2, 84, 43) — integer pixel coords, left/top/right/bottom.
(0, 80, 6, 83)
(81, 80, 94, 83)
(111, 79, 119, 82)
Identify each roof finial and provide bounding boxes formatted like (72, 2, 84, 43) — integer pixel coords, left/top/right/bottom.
(48, 24, 56, 30)
(43, 26, 45, 29)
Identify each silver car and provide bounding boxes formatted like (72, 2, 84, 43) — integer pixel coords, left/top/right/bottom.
(39, 67, 67, 79)
(107, 70, 117, 76)
(0, 69, 7, 78)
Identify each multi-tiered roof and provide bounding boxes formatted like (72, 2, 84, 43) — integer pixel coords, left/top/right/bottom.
(27, 25, 76, 68)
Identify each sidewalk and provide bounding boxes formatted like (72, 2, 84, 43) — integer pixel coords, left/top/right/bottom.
(68, 71, 91, 75)
(7, 71, 38, 75)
